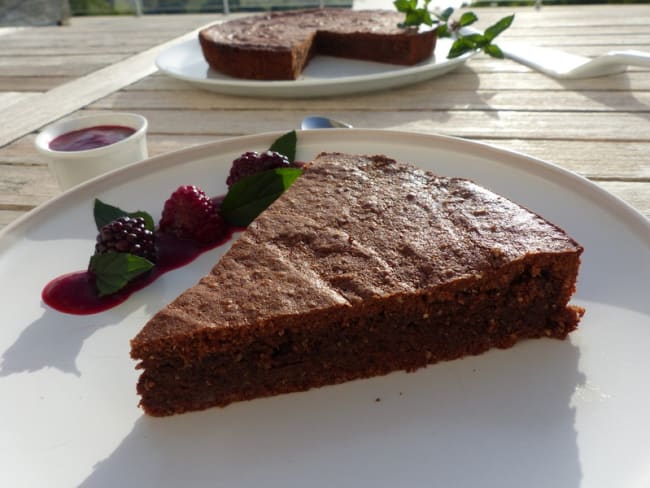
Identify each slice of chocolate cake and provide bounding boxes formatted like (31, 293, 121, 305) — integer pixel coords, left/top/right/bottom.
(198, 9, 437, 80)
(131, 153, 584, 416)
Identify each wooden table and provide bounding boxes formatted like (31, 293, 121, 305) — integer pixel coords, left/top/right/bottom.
(1, 4, 649, 231)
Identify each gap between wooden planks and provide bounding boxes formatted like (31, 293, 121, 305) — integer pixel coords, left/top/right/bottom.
(0, 22, 214, 149)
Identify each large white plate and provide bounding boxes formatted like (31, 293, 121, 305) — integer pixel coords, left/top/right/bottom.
(155, 37, 476, 98)
(1, 130, 649, 488)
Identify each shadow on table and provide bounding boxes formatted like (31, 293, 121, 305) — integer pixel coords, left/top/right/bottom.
(78, 339, 585, 488)
(561, 72, 650, 122)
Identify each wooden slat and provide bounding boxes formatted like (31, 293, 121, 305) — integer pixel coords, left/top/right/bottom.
(0, 164, 59, 209)
(0, 210, 27, 230)
(598, 181, 650, 218)
(0, 27, 25, 36)
(0, 91, 39, 110)
(128, 69, 650, 92)
(473, 139, 650, 181)
(91, 87, 650, 112)
(91, 108, 650, 142)
(0, 76, 69, 91)
(0, 21, 220, 148)
(0, 54, 126, 77)
(471, 4, 650, 27)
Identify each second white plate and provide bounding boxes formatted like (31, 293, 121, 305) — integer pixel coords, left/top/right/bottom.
(155, 37, 476, 98)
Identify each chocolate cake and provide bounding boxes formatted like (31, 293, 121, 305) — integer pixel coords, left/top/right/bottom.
(198, 9, 437, 80)
(131, 153, 584, 416)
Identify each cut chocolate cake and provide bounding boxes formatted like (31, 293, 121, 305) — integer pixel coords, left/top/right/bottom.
(198, 9, 437, 80)
(131, 152, 584, 416)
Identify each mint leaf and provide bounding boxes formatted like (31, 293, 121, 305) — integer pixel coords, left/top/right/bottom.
(484, 43, 505, 59)
(458, 11, 478, 27)
(395, 0, 432, 28)
(463, 33, 488, 47)
(448, 37, 478, 58)
(93, 199, 154, 231)
(269, 130, 297, 163)
(484, 14, 514, 42)
(88, 252, 154, 296)
(394, 0, 415, 12)
(404, 11, 425, 26)
(393, 2, 513, 60)
(436, 23, 450, 38)
(221, 167, 302, 226)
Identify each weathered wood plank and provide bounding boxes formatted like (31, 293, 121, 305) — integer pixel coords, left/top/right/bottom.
(0, 54, 127, 77)
(91, 87, 650, 113)
(87, 108, 650, 142)
(0, 27, 25, 36)
(0, 210, 28, 230)
(598, 181, 650, 218)
(0, 76, 69, 91)
(129, 69, 650, 92)
(0, 91, 39, 110)
(1, 45, 166, 56)
(470, 4, 650, 27)
(0, 164, 59, 209)
(472, 139, 650, 181)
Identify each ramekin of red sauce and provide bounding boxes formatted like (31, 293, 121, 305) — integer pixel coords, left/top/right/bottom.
(35, 113, 148, 190)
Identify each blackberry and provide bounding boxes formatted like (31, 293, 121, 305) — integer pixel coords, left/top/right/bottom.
(94, 216, 156, 262)
(226, 150, 292, 187)
(159, 185, 227, 244)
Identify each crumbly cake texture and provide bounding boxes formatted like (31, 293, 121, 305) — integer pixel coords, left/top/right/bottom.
(131, 152, 584, 416)
(198, 9, 437, 80)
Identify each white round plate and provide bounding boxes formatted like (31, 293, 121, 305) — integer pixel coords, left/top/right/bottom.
(155, 37, 476, 98)
(1, 130, 649, 488)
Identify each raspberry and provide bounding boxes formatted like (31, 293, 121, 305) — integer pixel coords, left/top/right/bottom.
(94, 216, 156, 262)
(226, 150, 292, 187)
(159, 185, 227, 244)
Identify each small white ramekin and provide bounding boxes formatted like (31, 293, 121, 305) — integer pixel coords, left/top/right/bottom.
(35, 112, 148, 190)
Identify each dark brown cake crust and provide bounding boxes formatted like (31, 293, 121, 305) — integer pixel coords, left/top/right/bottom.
(198, 9, 437, 80)
(131, 153, 584, 416)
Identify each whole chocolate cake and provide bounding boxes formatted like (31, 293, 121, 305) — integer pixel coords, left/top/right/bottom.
(198, 9, 437, 80)
(131, 152, 584, 416)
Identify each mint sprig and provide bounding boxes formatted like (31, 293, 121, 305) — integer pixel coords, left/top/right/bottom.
(221, 167, 303, 227)
(443, 12, 514, 59)
(93, 199, 154, 231)
(220, 130, 302, 226)
(393, 1, 514, 59)
(88, 251, 154, 297)
(89, 200, 156, 297)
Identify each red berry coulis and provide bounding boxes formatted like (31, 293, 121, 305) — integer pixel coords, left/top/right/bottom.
(49, 125, 136, 152)
(42, 228, 239, 315)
